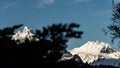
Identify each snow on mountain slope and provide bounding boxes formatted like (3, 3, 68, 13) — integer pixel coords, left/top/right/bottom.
(70, 40, 120, 67)
(12, 26, 39, 44)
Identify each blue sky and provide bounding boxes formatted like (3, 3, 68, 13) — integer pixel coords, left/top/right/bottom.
(0, 0, 114, 50)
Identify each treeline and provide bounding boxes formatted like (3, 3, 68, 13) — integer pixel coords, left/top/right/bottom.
(0, 23, 84, 68)
(0, 23, 118, 68)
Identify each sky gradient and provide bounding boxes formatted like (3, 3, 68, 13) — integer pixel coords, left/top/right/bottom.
(0, 0, 114, 50)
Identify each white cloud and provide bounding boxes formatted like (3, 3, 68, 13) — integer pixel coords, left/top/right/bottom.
(0, 2, 17, 10)
(75, 0, 91, 3)
(42, 0, 55, 4)
(37, 0, 55, 8)
(66, 0, 91, 5)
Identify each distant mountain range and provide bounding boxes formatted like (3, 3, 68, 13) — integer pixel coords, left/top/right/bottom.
(12, 26, 120, 67)
(70, 40, 120, 67)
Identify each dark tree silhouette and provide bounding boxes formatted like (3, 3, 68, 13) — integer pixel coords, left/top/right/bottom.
(0, 23, 116, 68)
(34, 23, 83, 63)
(0, 24, 23, 68)
(0, 24, 23, 39)
(104, 0, 120, 45)
(0, 23, 84, 68)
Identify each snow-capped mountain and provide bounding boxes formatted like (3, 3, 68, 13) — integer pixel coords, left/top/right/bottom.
(12, 26, 39, 44)
(11, 26, 120, 67)
(70, 40, 120, 67)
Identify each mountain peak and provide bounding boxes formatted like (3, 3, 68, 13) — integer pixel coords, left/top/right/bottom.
(70, 41, 120, 67)
(12, 26, 39, 44)
(23, 26, 30, 32)
(75, 40, 114, 55)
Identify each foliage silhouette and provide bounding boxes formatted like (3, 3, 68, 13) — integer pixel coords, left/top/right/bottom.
(0, 23, 84, 68)
(0, 24, 23, 68)
(34, 23, 83, 62)
(0, 23, 118, 68)
(103, 0, 120, 45)
(0, 24, 23, 39)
